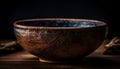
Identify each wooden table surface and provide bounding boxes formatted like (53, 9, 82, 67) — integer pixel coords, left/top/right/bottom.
(0, 40, 120, 69)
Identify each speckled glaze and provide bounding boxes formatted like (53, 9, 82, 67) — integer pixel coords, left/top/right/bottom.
(13, 18, 108, 62)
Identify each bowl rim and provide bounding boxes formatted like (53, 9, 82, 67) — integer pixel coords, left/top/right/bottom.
(13, 18, 107, 30)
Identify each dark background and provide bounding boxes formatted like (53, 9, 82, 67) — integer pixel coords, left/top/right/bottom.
(0, 0, 119, 40)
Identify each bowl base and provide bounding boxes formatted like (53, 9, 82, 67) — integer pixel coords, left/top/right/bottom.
(39, 58, 58, 63)
(39, 57, 84, 63)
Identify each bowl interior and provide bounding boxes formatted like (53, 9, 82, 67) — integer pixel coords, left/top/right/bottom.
(16, 19, 105, 28)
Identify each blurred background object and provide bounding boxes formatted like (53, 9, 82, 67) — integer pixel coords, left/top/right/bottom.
(103, 36, 120, 55)
(0, 0, 119, 40)
(0, 40, 23, 56)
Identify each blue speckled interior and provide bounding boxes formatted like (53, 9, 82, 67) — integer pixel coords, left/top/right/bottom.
(18, 20, 103, 28)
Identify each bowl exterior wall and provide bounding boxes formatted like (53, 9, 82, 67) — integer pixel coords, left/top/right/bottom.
(14, 26, 107, 61)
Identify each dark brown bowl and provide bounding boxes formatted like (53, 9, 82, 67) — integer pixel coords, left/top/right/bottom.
(13, 18, 108, 62)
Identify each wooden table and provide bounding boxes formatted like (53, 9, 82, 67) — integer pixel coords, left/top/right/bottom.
(0, 40, 120, 69)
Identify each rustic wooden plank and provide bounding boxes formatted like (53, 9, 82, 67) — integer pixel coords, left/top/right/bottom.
(0, 40, 120, 69)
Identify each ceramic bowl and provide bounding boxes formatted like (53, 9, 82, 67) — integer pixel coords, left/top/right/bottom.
(13, 18, 108, 62)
